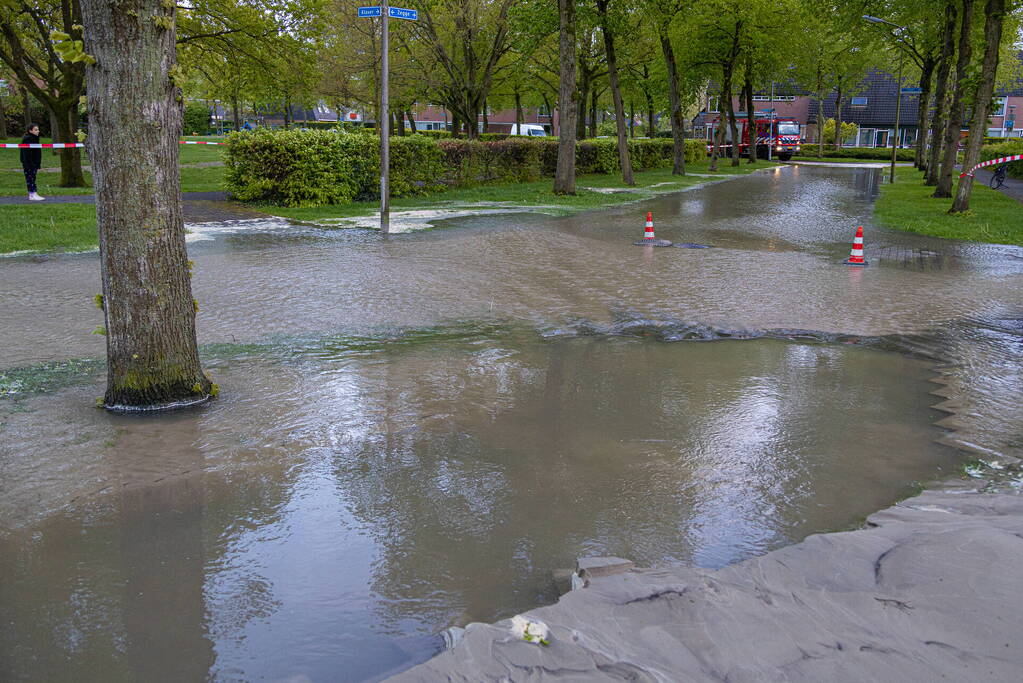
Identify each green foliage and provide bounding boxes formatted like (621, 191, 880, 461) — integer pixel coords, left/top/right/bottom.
(980, 140, 1023, 179)
(820, 118, 858, 145)
(416, 130, 453, 139)
(225, 128, 446, 206)
(226, 129, 709, 207)
(875, 167, 1023, 246)
(183, 103, 211, 135)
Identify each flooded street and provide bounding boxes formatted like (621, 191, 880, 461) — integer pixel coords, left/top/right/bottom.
(2, 166, 1022, 681)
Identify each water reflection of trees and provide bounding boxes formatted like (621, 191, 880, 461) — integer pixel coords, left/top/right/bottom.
(323, 337, 946, 630)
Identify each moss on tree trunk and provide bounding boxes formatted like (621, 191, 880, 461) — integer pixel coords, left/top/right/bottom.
(81, 0, 213, 411)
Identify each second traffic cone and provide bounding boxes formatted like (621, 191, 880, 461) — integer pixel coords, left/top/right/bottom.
(843, 226, 868, 266)
(633, 211, 672, 246)
(643, 212, 656, 240)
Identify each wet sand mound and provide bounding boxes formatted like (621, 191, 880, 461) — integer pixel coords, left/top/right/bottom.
(393, 488, 1023, 682)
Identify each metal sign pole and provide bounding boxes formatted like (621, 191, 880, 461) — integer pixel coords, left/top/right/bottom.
(380, 0, 390, 234)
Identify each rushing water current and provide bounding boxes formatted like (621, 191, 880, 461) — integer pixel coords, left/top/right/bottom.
(1, 166, 1021, 681)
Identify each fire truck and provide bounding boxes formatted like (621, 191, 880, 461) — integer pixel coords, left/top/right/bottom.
(706, 113, 802, 160)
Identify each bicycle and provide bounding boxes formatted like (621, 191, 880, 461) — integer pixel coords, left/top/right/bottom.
(989, 163, 1008, 190)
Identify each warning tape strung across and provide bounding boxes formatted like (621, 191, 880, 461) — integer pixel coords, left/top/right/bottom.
(0, 142, 84, 148)
(0, 140, 228, 149)
(959, 153, 1023, 178)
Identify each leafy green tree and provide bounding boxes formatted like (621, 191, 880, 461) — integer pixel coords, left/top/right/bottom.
(0, 0, 88, 186)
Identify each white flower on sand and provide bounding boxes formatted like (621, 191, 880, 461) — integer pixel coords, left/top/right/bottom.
(510, 615, 550, 646)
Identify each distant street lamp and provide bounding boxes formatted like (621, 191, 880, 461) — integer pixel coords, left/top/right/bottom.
(863, 15, 907, 184)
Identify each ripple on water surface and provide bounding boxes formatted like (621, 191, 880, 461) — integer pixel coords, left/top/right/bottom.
(0, 333, 959, 682)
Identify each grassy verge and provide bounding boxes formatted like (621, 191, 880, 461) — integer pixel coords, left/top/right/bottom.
(874, 167, 1023, 245)
(0, 204, 97, 254)
(0, 160, 777, 254)
(0, 165, 224, 197)
(264, 161, 777, 223)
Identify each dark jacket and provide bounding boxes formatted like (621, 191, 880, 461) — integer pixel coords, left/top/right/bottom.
(20, 133, 41, 170)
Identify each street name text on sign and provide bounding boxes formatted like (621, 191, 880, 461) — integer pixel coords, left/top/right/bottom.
(900, 87, 922, 94)
(358, 6, 418, 20)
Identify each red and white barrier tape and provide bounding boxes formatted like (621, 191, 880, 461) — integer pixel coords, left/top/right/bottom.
(960, 153, 1023, 178)
(0, 142, 84, 148)
(1, 140, 227, 149)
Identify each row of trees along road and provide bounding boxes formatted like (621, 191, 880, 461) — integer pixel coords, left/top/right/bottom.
(6, 0, 1019, 410)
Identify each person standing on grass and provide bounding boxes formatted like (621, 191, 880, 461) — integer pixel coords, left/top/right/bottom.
(20, 123, 44, 201)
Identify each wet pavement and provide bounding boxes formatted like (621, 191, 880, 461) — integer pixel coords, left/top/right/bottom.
(1, 165, 1021, 681)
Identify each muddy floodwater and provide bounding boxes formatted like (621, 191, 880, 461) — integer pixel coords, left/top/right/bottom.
(2, 166, 1022, 681)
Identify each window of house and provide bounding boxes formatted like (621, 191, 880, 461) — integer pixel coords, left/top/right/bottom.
(707, 96, 719, 113)
(851, 97, 868, 107)
(991, 97, 1007, 116)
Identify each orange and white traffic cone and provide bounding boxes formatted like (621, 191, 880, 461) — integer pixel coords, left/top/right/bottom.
(633, 211, 672, 246)
(843, 226, 868, 266)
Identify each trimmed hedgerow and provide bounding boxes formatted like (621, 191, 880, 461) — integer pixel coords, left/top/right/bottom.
(227, 129, 713, 206)
(980, 140, 1023, 179)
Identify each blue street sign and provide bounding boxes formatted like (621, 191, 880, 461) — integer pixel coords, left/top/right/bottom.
(358, 6, 381, 17)
(388, 6, 417, 20)
(900, 87, 922, 94)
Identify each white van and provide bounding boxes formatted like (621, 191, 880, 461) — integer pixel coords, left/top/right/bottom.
(508, 124, 548, 137)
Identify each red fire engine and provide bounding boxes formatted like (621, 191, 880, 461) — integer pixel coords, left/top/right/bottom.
(706, 112, 802, 161)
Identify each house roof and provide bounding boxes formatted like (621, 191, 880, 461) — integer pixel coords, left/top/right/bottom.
(808, 70, 921, 127)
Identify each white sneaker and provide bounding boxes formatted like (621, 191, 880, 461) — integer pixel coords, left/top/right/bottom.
(28, 193, 44, 201)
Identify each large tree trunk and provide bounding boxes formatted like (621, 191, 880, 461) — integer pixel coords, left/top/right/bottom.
(589, 87, 598, 139)
(231, 96, 240, 131)
(951, 0, 1005, 213)
(914, 55, 936, 170)
(514, 91, 523, 130)
(659, 28, 686, 175)
(81, 0, 213, 411)
(53, 102, 86, 187)
(406, 110, 417, 133)
(927, 0, 958, 185)
(597, 0, 633, 185)
(554, 0, 578, 194)
(935, 0, 974, 198)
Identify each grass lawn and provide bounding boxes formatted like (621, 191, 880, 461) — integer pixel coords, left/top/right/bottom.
(265, 161, 777, 223)
(0, 204, 97, 254)
(0, 164, 223, 197)
(874, 167, 1023, 245)
(0, 160, 777, 254)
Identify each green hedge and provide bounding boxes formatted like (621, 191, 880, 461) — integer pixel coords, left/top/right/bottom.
(800, 147, 916, 161)
(226, 129, 710, 206)
(980, 140, 1023, 179)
